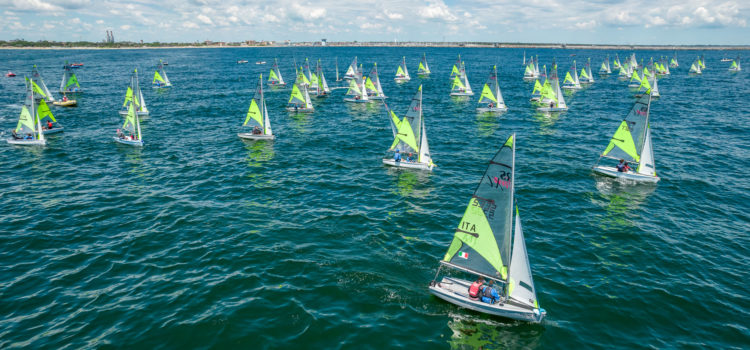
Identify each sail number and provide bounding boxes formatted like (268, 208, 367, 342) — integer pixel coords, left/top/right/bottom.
(472, 198, 497, 220)
(488, 171, 511, 190)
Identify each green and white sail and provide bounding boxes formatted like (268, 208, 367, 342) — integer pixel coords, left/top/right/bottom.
(395, 56, 410, 81)
(478, 65, 506, 109)
(365, 63, 386, 99)
(60, 62, 82, 93)
(669, 52, 679, 68)
(288, 83, 313, 110)
(121, 96, 142, 141)
(450, 61, 473, 95)
(268, 58, 285, 86)
(729, 56, 741, 71)
(613, 54, 622, 69)
(314, 59, 331, 95)
(386, 85, 432, 165)
(242, 74, 272, 135)
(546, 64, 566, 108)
(699, 54, 706, 69)
(581, 58, 594, 83)
(344, 57, 358, 80)
(30, 65, 55, 102)
(599, 94, 655, 176)
(637, 74, 659, 97)
(562, 60, 581, 89)
(450, 54, 462, 80)
(600, 55, 612, 74)
(152, 59, 171, 88)
(523, 56, 539, 80)
(418, 53, 431, 76)
(442, 134, 516, 282)
(689, 57, 702, 74)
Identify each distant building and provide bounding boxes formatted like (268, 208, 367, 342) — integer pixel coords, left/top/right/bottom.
(321, 39, 327, 46)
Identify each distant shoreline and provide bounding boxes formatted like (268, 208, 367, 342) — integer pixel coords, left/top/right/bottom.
(2, 42, 749, 51)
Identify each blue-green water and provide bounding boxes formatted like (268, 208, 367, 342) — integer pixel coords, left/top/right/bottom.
(1, 47, 749, 349)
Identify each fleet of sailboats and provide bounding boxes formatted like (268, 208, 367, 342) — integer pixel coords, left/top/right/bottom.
(429, 133, 546, 323)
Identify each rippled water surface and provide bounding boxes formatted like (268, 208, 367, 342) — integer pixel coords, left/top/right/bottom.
(1, 47, 749, 349)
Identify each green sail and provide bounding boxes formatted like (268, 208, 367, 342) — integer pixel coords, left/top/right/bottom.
(392, 112, 418, 152)
(37, 99, 56, 122)
(731, 61, 738, 68)
(66, 74, 80, 89)
(563, 72, 574, 84)
(396, 66, 405, 75)
(31, 80, 47, 98)
(243, 99, 263, 128)
(478, 84, 497, 103)
(288, 84, 305, 104)
(15, 106, 35, 133)
(122, 87, 133, 107)
(451, 75, 465, 90)
(580, 67, 589, 79)
(601, 94, 651, 162)
(269, 69, 278, 80)
(153, 70, 165, 83)
(532, 80, 542, 95)
(443, 135, 515, 280)
(365, 77, 377, 93)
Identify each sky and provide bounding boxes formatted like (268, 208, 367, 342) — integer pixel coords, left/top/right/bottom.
(0, 0, 749, 45)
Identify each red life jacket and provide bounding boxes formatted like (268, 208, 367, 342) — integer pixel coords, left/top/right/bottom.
(468, 281, 481, 298)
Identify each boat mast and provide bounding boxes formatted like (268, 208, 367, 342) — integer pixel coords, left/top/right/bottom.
(504, 132, 516, 293)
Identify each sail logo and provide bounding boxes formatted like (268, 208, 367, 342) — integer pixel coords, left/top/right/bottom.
(412, 105, 421, 111)
(458, 252, 469, 259)
(635, 107, 647, 116)
(488, 171, 511, 190)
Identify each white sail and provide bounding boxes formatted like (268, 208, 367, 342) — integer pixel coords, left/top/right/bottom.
(508, 210, 538, 309)
(30, 65, 55, 102)
(637, 127, 656, 176)
(418, 117, 431, 164)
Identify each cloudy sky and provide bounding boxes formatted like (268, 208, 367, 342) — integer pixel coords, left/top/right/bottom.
(1, 0, 748, 44)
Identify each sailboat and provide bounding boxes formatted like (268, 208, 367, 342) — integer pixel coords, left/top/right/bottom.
(268, 58, 286, 87)
(689, 57, 702, 74)
(114, 96, 143, 147)
(365, 63, 387, 100)
(537, 64, 567, 112)
(429, 133, 546, 323)
(599, 55, 612, 75)
(476, 65, 507, 112)
(417, 53, 431, 76)
(450, 61, 473, 96)
(60, 61, 82, 93)
(286, 83, 314, 112)
(344, 57, 358, 80)
(613, 54, 622, 69)
(562, 60, 582, 90)
(152, 59, 172, 88)
(671, 54, 680, 68)
(294, 64, 311, 88)
(628, 69, 642, 88)
(120, 69, 149, 116)
(30, 65, 55, 102)
(699, 54, 706, 69)
(394, 56, 411, 82)
(344, 71, 370, 103)
(523, 56, 538, 81)
(530, 65, 548, 103)
(383, 85, 434, 171)
(580, 58, 594, 84)
(593, 94, 658, 183)
(7, 78, 47, 146)
(308, 59, 321, 95)
(728, 56, 741, 72)
(314, 59, 331, 97)
(238, 74, 274, 140)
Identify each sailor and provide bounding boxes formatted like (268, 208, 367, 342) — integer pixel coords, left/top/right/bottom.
(616, 159, 626, 172)
(481, 280, 500, 304)
(394, 149, 401, 162)
(252, 126, 262, 135)
(47, 120, 53, 129)
(623, 162, 631, 172)
(62, 95, 68, 102)
(549, 101, 554, 108)
(468, 277, 484, 300)
(406, 153, 414, 162)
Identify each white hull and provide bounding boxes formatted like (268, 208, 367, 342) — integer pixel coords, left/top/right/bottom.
(562, 85, 581, 90)
(729, 68, 741, 72)
(450, 92, 474, 96)
(523, 76, 538, 81)
(268, 83, 286, 87)
(394, 77, 410, 82)
(537, 106, 567, 112)
(152, 84, 172, 89)
(429, 277, 545, 323)
(113, 137, 143, 147)
(592, 165, 659, 183)
(476, 106, 508, 113)
(343, 97, 370, 103)
(238, 133, 275, 140)
(285, 106, 314, 113)
(382, 159, 434, 171)
(42, 127, 64, 135)
(7, 138, 45, 146)
(119, 110, 149, 116)
(367, 95, 387, 100)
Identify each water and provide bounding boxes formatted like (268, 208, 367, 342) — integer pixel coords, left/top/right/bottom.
(1, 47, 748, 349)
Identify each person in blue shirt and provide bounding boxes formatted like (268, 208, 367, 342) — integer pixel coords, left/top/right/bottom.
(481, 280, 500, 304)
(394, 149, 401, 162)
(406, 153, 414, 162)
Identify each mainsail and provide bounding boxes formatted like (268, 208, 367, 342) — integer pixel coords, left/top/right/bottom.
(442, 134, 516, 282)
(386, 85, 431, 164)
(30, 65, 55, 102)
(315, 59, 331, 95)
(450, 61, 472, 95)
(288, 83, 313, 110)
(14, 78, 46, 142)
(121, 68, 148, 115)
(450, 54, 462, 80)
(344, 57, 358, 80)
(60, 62, 82, 93)
(599, 94, 653, 171)
(395, 56, 410, 81)
(365, 63, 386, 99)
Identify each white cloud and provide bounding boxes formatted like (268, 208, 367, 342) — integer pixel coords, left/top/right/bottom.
(10, 0, 62, 11)
(419, 0, 457, 22)
(182, 21, 199, 29)
(120, 24, 131, 30)
(95, 19, 104, 24)
(196, 14, 213, 25)
(384, 10, 402, 20)
(575, 20, 597, 30)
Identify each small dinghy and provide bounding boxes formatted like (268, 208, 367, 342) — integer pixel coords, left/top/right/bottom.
(343, 72, 370, 103)
(476, 65, 507, 112)
(728, 56, 741, 72)
(449, 60, 473, 96)
(417, 53, 431, 76)
(7, 78, 46, 146)
(30, 65, 55, 102)
(60, 61, 83, 93)
(522, 55, 539, 81)
(536, 64, 568, 112)
(365, 63, 387, 100)
(6, 71, 16, 77)
(383, 85, 435, 171)
(53, 99, 77, 107)
(599, 55, 612, 75)
(237, 60, 248, 64)
(429, 133, 546, 323)
(119, 68, 149, 116)
(152, 59, 172, 88)
(561, 60, 582, 90)
(286, 83, 314, 113)
(394, 56, 410, 82)
(343, 57, 358, 80)
(312, 59, 331, 97)
(593, 94, 659, 183)
(267, 58, 286, 87)
(238, 74, 274, 141)
(114, 97, 143, 147)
